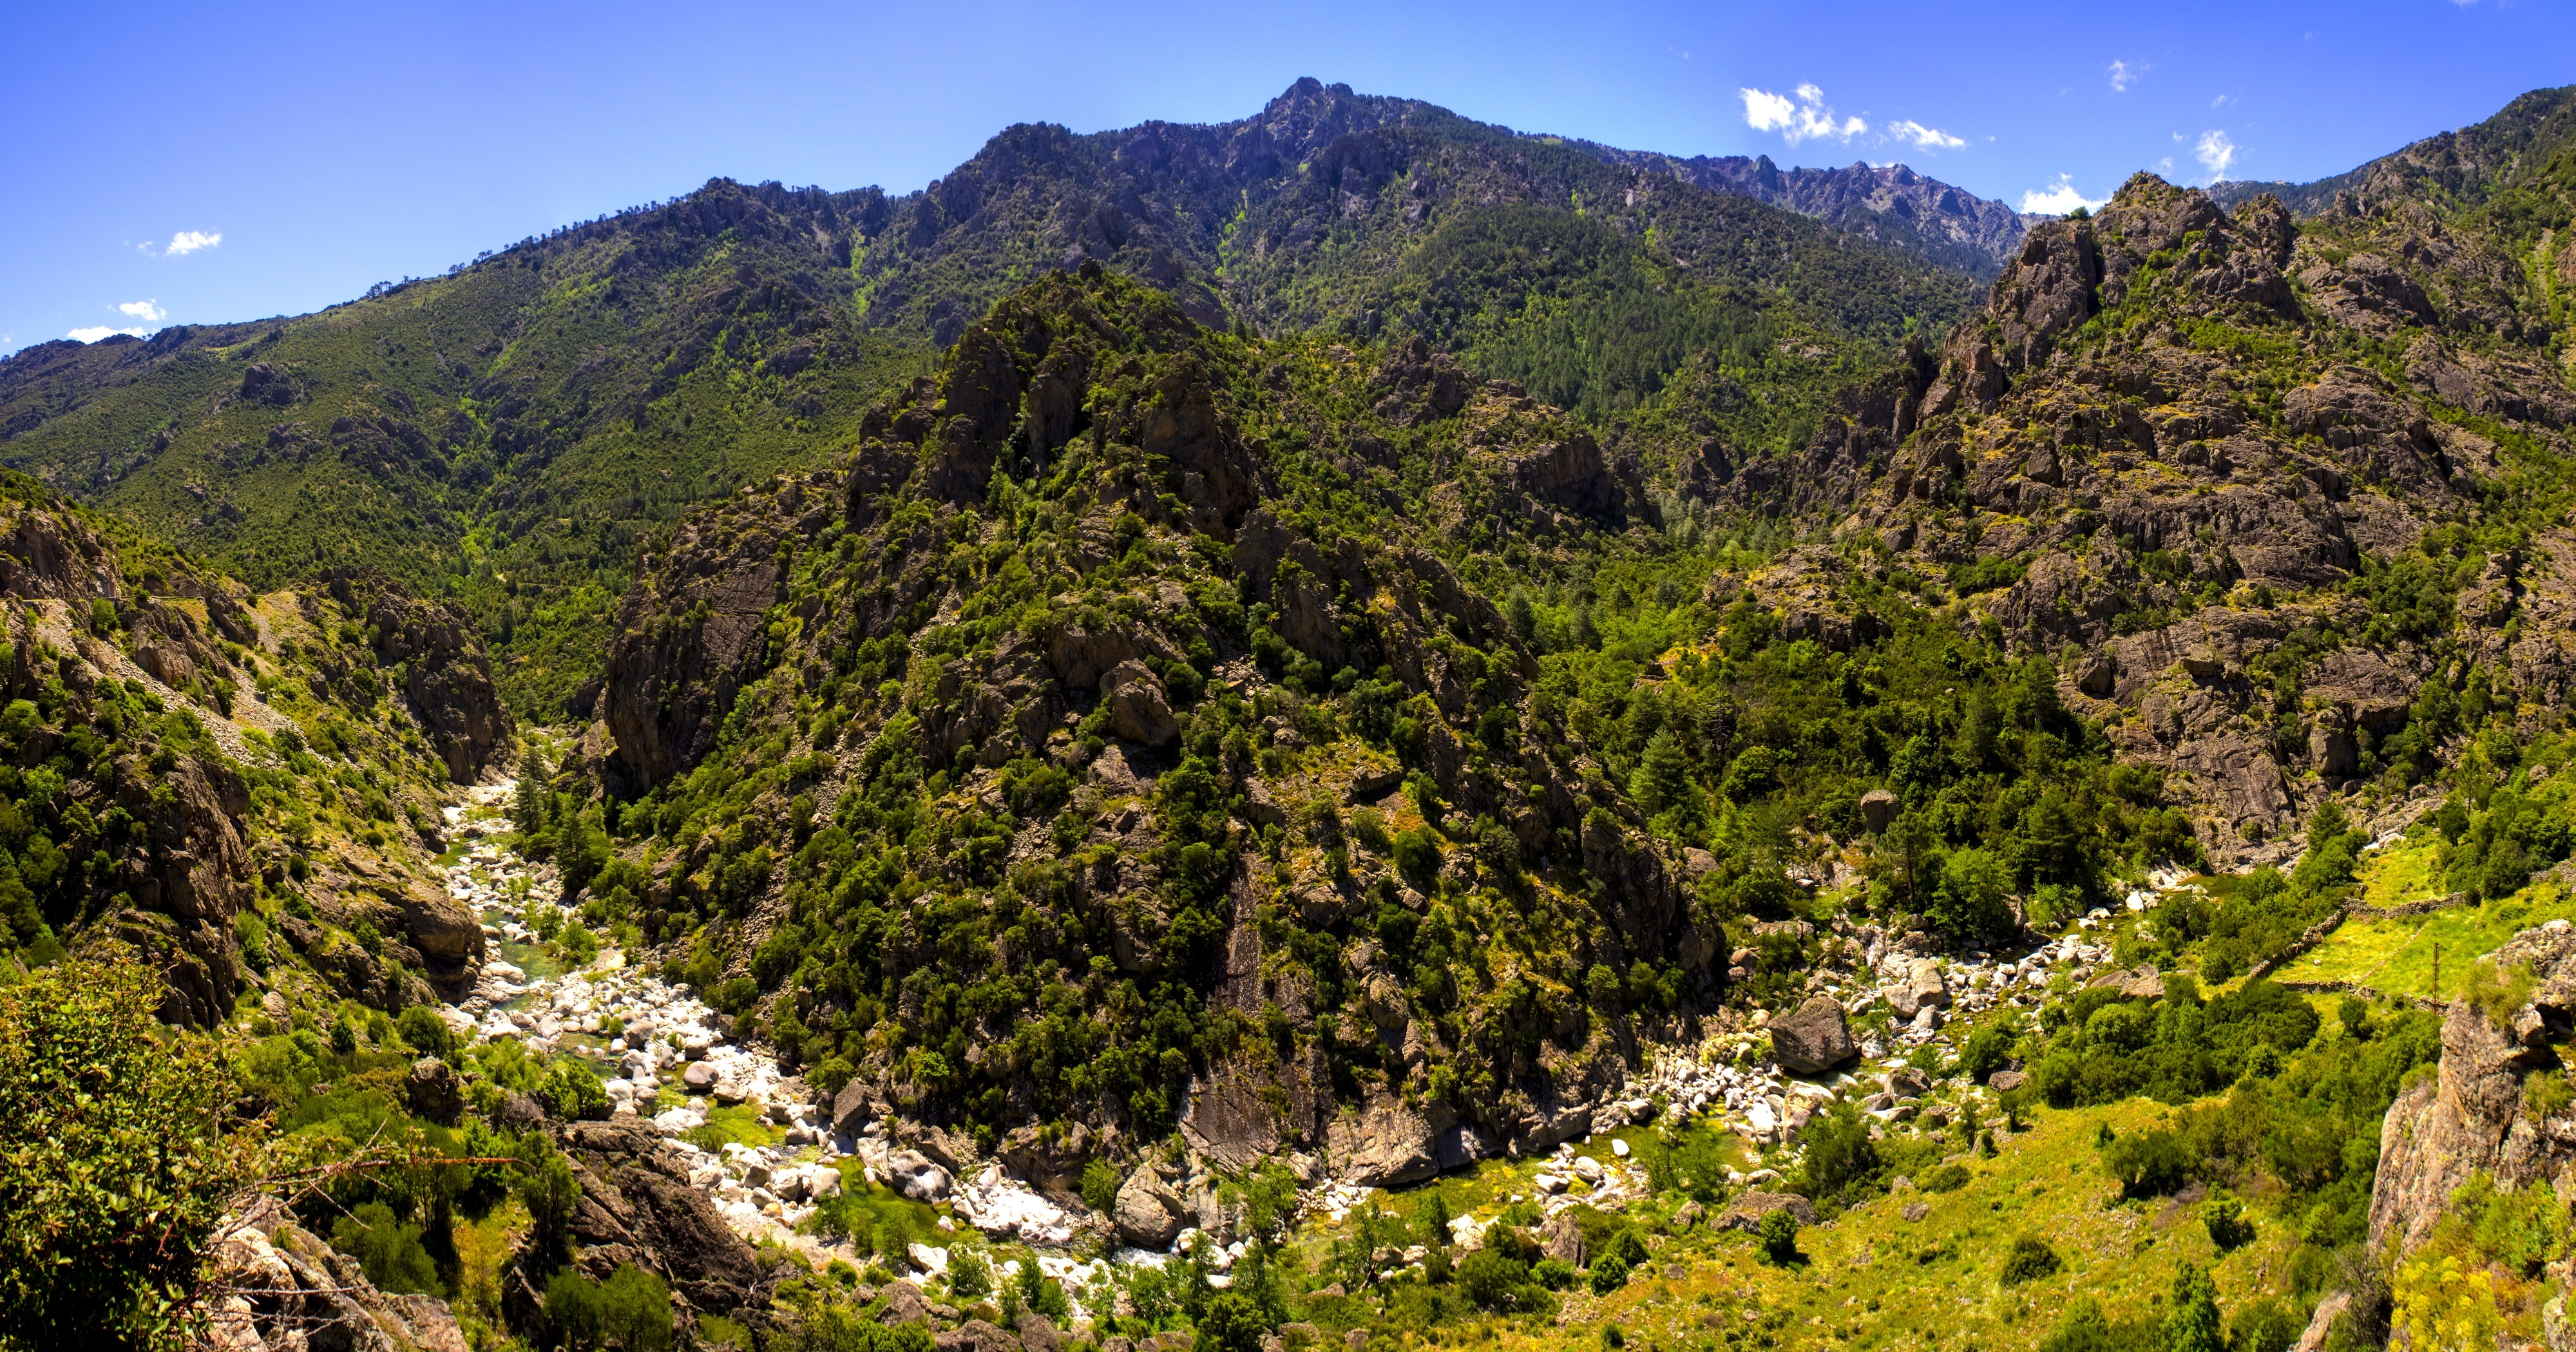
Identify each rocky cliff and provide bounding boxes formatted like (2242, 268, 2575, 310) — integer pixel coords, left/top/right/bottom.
(1566, 144, 2032, 278)
(0, 474, 506, 1022)
(1712, 165, 2576, 863)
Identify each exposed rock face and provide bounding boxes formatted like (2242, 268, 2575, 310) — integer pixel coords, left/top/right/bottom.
(321, 570, 510, 783)
(552, 1121, 780, 1319)
(2369, 923, 2576, 1258)
(1770, 996, 1858, 1075)
(1113, 1166, 1188, 1248)
(1569, 146, 2032, 276)
(1718, 164, 2576, 862)
(599, 484, 822, 794)
(199, 1195, 468, 1352)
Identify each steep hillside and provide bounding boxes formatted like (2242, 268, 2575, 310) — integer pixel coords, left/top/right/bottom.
(0, 80, 1979, 719)
(0, 471, 510, 1023)
(1566, 144, 2031, 278)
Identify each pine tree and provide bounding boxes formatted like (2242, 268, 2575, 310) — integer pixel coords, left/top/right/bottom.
(2165, 1262, 2224, 1352)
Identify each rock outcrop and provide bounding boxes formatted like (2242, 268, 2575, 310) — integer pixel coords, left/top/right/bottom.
(199, 1196, 468, 1352)
(2369, 922, 2576, 1257)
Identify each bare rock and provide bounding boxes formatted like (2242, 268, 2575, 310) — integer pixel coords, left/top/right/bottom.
(1717, 1190, 1820, 1232)
(1100, 660, 1179, 747)
(1770, 995, 1857, 1075)
(1114, 1166, 1188, 1248)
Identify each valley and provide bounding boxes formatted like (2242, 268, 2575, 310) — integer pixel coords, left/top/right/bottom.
(3, 73, 2576, 1352)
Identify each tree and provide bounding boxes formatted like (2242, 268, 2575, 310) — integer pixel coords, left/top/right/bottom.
(518, 1136, 583, 1277)
(1195, 1292, 1267, 1352)
(0, 951, 269, 1350)
(1456, 1248, 1531, 1311)
(1927, 846, 2014, 940)
(2165, 1263, 2224, 1352)
(1632, 728, 1704, 830)
(1757, 1208, 1801, 1265)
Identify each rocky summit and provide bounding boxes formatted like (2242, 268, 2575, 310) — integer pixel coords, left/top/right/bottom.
(5, 75, 2576, 1352)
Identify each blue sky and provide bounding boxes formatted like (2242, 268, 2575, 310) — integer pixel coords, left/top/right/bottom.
(5, 1, 2570, 357)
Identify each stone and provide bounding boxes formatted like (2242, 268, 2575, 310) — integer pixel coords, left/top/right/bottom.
(683, 1062, 718, 1091)
(1100, 660, 1179, 747)
(1542, 1212, 1586, 1266)
(1902, 1201, 1930, 1223)
(1672, 1201, 1704, 1230)
(1858, 788, 1898, 832)
(405, 1056, 464, 1125)
(1114, 1166, 1188, 1248)
(1769, 995, 1858, 1074)
(1717, 1190, 1820, 1232)
(1987, 1069, 2028, 1094)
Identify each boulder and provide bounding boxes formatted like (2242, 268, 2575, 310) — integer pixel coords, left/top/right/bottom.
(1717, 1190, 1819, 1232)
(881, 1280, 933, 1325)
(1987, 1069, 2028, 1094)
(1100, 660, 1179, 747)
(1858, 788, 1898, 832)
(886, 1150, 953, 1203)
(397, 879, 486, 971)
(1770, 995, 1858, 1074)
(1541, 1212, 1586, 1266)
(406, 1056, 464, 1125)
(1114, 1166, 1187, 1248)
(938, 1320, 1025, 1352)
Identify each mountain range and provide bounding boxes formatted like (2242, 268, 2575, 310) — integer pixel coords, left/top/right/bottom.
(5, 74, 2576, 1352)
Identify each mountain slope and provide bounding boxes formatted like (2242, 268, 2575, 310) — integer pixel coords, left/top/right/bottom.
(0, 80, 1981, 718)
(1565, 142, 2032, 278)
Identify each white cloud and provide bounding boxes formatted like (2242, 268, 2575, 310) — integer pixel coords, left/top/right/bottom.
(2195, 129, 2237, 182)
(1741, 88, 1797, 133)
(2108, 60, 2148, 92)
(119, 300, 165, 323)
(2211, 93, 2231, 108)
(68, 326, 148, 342)
(164, 229, 222, 256)
(1739, 84, 1867, 145)
(1887, 119, 1966, 150)
(2021, 175, 2108, 215)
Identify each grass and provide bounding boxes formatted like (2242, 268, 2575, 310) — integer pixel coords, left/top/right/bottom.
(1469, 1098, 2300, 1352)
(2358, 833, 2447, 910)
(2296, 881, 2576, 1001)
(685, 1100, 785, 1152)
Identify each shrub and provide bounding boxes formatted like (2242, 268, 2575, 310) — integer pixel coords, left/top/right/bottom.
(1999, 1234, 2061, 1285)
(2202, 1194, 2255, 1252)
(948, 1248, 993, 1299)
(1919, 1164, 1971, 1194)
(537, 1058, 609, 1121)
(1531, 1257, 1576, 1290)
(0, 953, 272, 1344)
(1457, 1247, 1533, 1311)
(2101, 1128, 2191, 1197)
(1588, 1252, 1631, 1293)
(1196, 1292, 1267, 1352)
(330, 1201, 441, 1295)
(1080, 1158, 1122, 1214)
(1757, 1208, 1800, 1265)
(396, 1005, 453, 1058)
